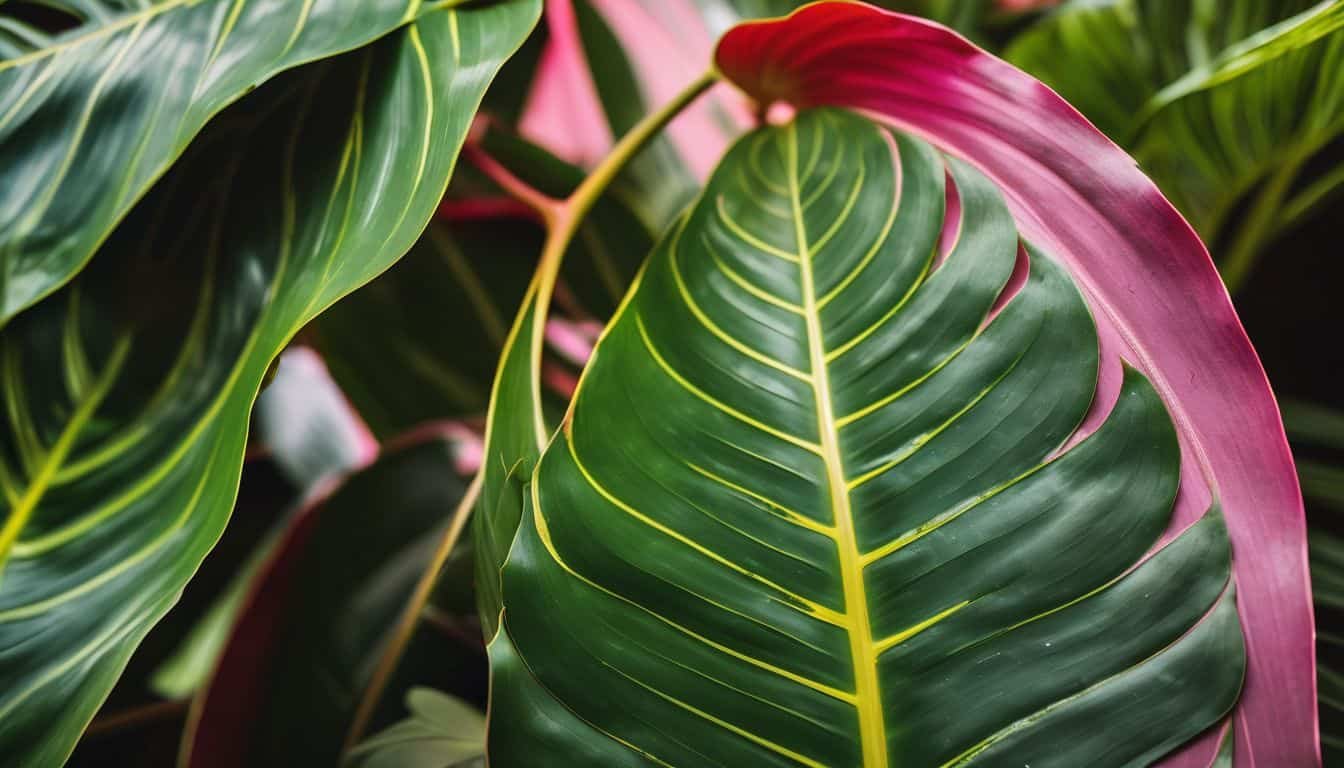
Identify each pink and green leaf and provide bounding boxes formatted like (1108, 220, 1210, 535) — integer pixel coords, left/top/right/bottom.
(714, 4, 1313, 764)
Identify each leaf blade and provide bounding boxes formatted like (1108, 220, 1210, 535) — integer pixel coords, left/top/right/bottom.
(490, 107, 1242, 766)
(0, 4, 540, 763)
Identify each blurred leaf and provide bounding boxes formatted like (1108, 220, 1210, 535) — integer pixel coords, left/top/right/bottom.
(148, 540, 269, 702)
(570, 0, 699, 227)
(1302, 461, 1344, 512)
(152, 346, 376, 699)
(184, 435, 481, 767)
(314, 218, 541, 437)
(1283, 398, 1344, 451)
(1008, 0, 1319, 137)
(1007, 0, 1344, 285)
(345, 688, 485, 768)
(253, 347, 377, 489)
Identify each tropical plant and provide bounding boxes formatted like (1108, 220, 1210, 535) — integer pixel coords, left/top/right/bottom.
(0, 1, 1324, 767)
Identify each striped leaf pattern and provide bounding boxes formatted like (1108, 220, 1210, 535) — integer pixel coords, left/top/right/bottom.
(488, 108, 1244, 766)
(0, 3, 539, 764)
(0, 0, 458, 326)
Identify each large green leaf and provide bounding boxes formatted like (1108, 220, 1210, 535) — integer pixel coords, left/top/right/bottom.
(0, 2, 539, 764)
(1006, 0, 1344, 276)
(0, 0, 473, 327)
(489, 108, 1244, 765)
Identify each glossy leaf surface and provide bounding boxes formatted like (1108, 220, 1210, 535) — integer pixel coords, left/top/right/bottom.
(0, 0, 456, 326)
(184, 436, 477, 767)
(714, 6, 1311, 763)
(0, 3, 538, 764)
(490, 108, 1243, 766)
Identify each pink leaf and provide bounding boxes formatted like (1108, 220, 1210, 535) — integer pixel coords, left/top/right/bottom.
(716, 4, 1314, 766)
(518, 0, 612, 167)
(518, 0, 750, 177)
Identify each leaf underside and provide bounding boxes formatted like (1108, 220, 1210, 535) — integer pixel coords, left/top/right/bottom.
(0, 3, 539, 764)
(488, 108, 1244, 767)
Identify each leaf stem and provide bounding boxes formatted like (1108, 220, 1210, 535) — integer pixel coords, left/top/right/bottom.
(84, 698, 188, 739)
(462, 144, 562, 223)
(343, 471, 481, 752)
(520, 69, 718, 435)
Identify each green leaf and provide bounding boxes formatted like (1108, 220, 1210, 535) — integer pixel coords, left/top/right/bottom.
(0, 0, 468, 327)
(1312, 528, 1344, 762)
(1007, 0, 1322, 139)
(346, 688, 485, 768)
(185, 437, 479, 767)
(460, 127, 659, 637)
(471, 274, 550, 640)
(1006, 0, 1344, 266)
(0, 3, 539, 764)
(489, 108, 1244, 765)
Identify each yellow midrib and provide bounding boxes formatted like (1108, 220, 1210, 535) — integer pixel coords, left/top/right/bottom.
(786, 122, 888, 767)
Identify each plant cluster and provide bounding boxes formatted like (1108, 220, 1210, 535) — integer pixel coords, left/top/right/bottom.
(0, 0, 1339, 766)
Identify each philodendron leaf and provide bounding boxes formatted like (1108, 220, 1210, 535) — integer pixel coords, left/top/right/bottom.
(0, 2, 539, 764)
(0, 0, 468, 327)
(489, 107, 1244, 767)
(711, 5, 1309, 765)
(184, 436, 478, 768)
